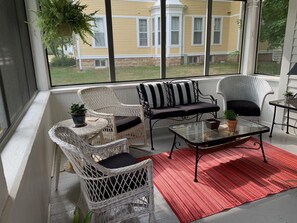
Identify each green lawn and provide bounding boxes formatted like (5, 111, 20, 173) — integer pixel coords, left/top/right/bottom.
(49, 62, 280, 86)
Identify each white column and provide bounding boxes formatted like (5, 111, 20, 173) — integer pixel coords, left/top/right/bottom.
(25, 0, 51, 90)
(241, 0, 260, 75)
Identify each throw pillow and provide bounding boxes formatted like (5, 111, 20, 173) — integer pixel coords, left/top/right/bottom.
(169, 81, 196, 106)
(140, 82, 169, 108)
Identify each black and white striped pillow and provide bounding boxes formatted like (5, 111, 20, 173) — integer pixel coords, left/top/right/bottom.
(140, 82, 169, 108)
(169, 81, 196, 106)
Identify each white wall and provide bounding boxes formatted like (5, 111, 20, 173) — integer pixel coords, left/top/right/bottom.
(51, 77, 280, 129)
(0, 158, 8, 219)
(0, 92, 53, 223)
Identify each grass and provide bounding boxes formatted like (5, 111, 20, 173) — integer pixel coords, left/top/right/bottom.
(49, 62, 280, 86)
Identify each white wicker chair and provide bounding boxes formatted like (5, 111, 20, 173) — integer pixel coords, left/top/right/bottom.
(216, 75, 274, 121)
(78, 86, 147, 146)
(48, 125, 155, 223)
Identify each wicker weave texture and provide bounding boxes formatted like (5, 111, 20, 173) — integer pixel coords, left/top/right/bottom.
(78, 86, 147, 146)
(48, 126, 155, 223)
(216, 75, 274, 114)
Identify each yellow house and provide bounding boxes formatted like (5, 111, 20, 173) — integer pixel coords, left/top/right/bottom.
(75, 0, 243, 69)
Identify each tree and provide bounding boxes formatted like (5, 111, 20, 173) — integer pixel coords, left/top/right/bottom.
(259, 0, 289, 49)
(47, 36, 73, 58)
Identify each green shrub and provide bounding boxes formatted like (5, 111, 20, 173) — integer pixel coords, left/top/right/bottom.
(50, 56, 76, 67)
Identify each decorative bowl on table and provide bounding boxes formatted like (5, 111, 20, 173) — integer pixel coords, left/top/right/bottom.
(205, 119, 221, 130)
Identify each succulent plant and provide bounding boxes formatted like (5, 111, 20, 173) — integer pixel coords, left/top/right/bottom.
(224, 110, 237, 120)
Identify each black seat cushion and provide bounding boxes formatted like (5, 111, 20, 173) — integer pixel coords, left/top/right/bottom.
(99, 152, 137, 168)
(115, 116, 141, 133)
(177, 102, 220, 116)
(87, 153, 146, 201)
(150, 102, 220, 119)
(150, 106, 186, 119)
(227, 100, 260, 116)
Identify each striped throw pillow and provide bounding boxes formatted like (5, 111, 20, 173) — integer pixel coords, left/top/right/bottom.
(140, 82, 169, 108)
(169, 81, 196, 106)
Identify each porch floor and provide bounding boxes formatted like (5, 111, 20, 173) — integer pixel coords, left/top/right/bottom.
(50, 126, 297, 223)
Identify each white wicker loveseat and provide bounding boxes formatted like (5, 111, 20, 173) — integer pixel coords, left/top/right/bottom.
(78, 86, 147, 146)
(48, 126, 155, 223)
(216, 75, 274, 121)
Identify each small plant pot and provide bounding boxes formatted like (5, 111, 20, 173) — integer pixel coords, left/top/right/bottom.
(285, 96, 293, 103)
(227, 120, 237, 132)
(71, 113, 86, 127)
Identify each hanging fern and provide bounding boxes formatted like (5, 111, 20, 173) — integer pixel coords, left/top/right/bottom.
(36, 0, 97, 47)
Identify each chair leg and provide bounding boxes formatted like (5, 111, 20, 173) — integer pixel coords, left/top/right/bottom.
(149, 212, 156, 223)
(149, 118, 154, 150)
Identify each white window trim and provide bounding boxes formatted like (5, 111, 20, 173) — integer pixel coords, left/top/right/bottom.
(170, 15, 181, 46)
(92, 16, 108, 48)
(212, 17, 223, 45)
(192, 16, 204, 46)
(136, 17, 150, 48)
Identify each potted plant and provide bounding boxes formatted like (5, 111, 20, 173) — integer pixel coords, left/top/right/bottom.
(70, 103, 87, 127)
(35, 0, 97, 48)
(73, 208, 92, 223)
(224, 110, 237, 132)
(284, 91, 294, 103)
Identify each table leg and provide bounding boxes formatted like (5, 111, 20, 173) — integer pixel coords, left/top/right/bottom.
(269, 106, 276, 137)
(259, 133, 267, 163)
(168, 134, 177, 159)
(194, 145, 199, 182)
(286, 108, 290, 134)
(53, 145, 62, 190)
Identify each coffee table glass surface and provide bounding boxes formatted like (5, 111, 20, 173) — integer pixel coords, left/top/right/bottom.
(169, 118, 270, 182)
(169, 118, 269, 147)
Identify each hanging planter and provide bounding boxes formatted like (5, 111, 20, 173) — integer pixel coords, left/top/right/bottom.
(57, 23, 73, 37)
(35, 0, 97, 48)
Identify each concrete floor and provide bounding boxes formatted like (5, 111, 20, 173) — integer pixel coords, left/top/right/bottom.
(50, 126, 297, 223)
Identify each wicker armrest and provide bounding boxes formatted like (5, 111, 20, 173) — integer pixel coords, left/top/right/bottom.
(84, 138, 129, 160)
(87, 109, 115, 119)
(106, 158, 152, 174)
(112, 104, 145, 120)
(100, 158, 153, 179)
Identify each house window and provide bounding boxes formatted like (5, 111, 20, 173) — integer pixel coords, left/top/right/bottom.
(213, 17, 222, 44)
(138, 18, 149, 47)
(193, 17, 203, 45)
(95, 59, 107, 68)
(93, 17, 106, 47)
(171, 16, 180, 45)
(189, 56, 200, 64)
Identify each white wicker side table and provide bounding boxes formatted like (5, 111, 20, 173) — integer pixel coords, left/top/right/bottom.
(53, 117, 108, 190)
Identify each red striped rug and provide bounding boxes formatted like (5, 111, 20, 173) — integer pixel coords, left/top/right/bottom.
(148, 138, 297, 223)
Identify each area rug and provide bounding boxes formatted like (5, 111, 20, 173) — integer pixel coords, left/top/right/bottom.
(147, 138, 297, 223)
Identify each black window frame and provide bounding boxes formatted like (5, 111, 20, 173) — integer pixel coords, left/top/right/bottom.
(0, 0, 38, 151)
(48, 0, 247, 87)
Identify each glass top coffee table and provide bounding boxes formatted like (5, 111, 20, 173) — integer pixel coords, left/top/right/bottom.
(168, 118, 270, 182)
